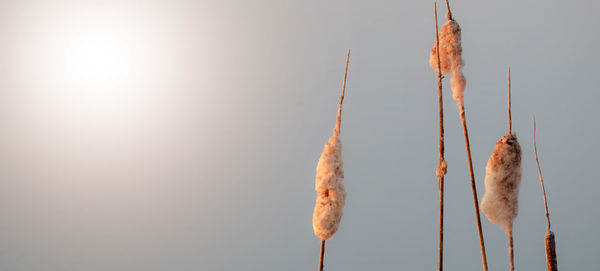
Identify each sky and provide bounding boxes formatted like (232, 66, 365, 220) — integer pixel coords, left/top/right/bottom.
(0, 0, 599, 270)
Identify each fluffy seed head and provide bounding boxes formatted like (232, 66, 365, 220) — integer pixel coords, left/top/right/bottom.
(481, 132, 522, 234)
(429, 19, 466, 107)
(313, 135, 345, 240)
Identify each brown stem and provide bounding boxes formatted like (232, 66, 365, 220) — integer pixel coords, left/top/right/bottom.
(509, 229, 515, 271)
(508, 67, 512, 134)
(535, 117, 558, 271)
(318, 239, 325, 271)
(334, 49, 350, 137)
(533, 117, 551, 231)
(459, 106, 489, 271)
(434, 3, 446, 271)
(445, 0, 453, 20)
(438, 166, 445, 271)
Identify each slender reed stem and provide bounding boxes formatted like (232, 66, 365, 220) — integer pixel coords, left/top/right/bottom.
(509, 229, 515, 271)
(506, 68, 516, 271)
(442, 1, 487, 269)
(433, 3, 446, 271)
(334, 49, 350, 137)
(533, 117, 551, 231)
(534, 117, 558, 271)
(318, 239, 325, 271)
(459, 106, 489, 271)
(445, 0, 487, 267)
(508, 67, 512, 134)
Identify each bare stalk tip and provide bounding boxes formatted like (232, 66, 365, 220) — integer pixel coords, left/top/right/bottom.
(533, 117, 551, 231)
(334, 49, 350, 137)
(508, 67, 512, 134)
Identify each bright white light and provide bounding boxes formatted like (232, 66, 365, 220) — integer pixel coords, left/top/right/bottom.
(67, 33, 130, 85)
(19, 13, 163, 139)
(7, 6, 197, 145)
(62, 23, 136, 90)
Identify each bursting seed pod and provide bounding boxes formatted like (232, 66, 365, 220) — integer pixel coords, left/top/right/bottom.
(481, 132, 522, 234)
(312, 49, 349, 241)
(481, 132, 521, 271)
(312, 135, 346, 240)
(429, 18, 466, 108)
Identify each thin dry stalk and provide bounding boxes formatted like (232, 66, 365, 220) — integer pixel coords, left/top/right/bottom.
(459, 108, 489, 271)
(534, 117, 551, 231)
(318, 239, 325, 271)
(508, 68, 512, 134)
(442, 1, 487, 269)
(433, 3, 447, 271)
(507, 67, 515, 271)
(509, 229, 515, 271)
(334, 48, 351, 137)
(534, 117, 558, 271)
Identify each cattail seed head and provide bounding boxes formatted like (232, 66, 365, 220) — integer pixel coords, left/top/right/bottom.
(429, 19, 466, 108)
(481, 132, 522, 234)
(545, 231, 558, 271)
(313, 135, 345, 240)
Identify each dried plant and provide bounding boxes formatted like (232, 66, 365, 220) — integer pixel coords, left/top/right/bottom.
(534, 117, 558, 271)
(429, 1, 488, 270)
(481, 68, 521, 271)
(431, 3, 447, 271)
(312, 49, 350, 271)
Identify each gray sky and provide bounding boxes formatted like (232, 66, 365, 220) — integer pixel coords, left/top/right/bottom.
(0, 0, 599, 270)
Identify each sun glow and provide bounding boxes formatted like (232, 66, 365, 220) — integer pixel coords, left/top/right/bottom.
(54, 15, 147, 91)
(6, 4, 207, 146)
(3, 7, 174, 146)
(64, 28, 134, 87)
(55, 21, 142, 115)
(24, 9, 166, 123)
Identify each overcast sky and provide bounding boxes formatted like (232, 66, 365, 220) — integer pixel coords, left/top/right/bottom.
(1, 0, 599, 270)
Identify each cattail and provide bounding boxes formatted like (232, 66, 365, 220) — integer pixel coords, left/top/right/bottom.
(534, 118, 558, 271)
(313, 134, 346, 240)
(313, 49, 350, 271)
(430, 1, 488, 270)
(429, 8, 465, 109)
(480, 132, 522, 233)
(481, 68, 521, 271)
(545, 231, 558, 270)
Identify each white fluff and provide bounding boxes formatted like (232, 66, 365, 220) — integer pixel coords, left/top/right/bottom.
(429, 19, 466, 108)
(481, 132, 522, 234)
(312, 135, 345, 240)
